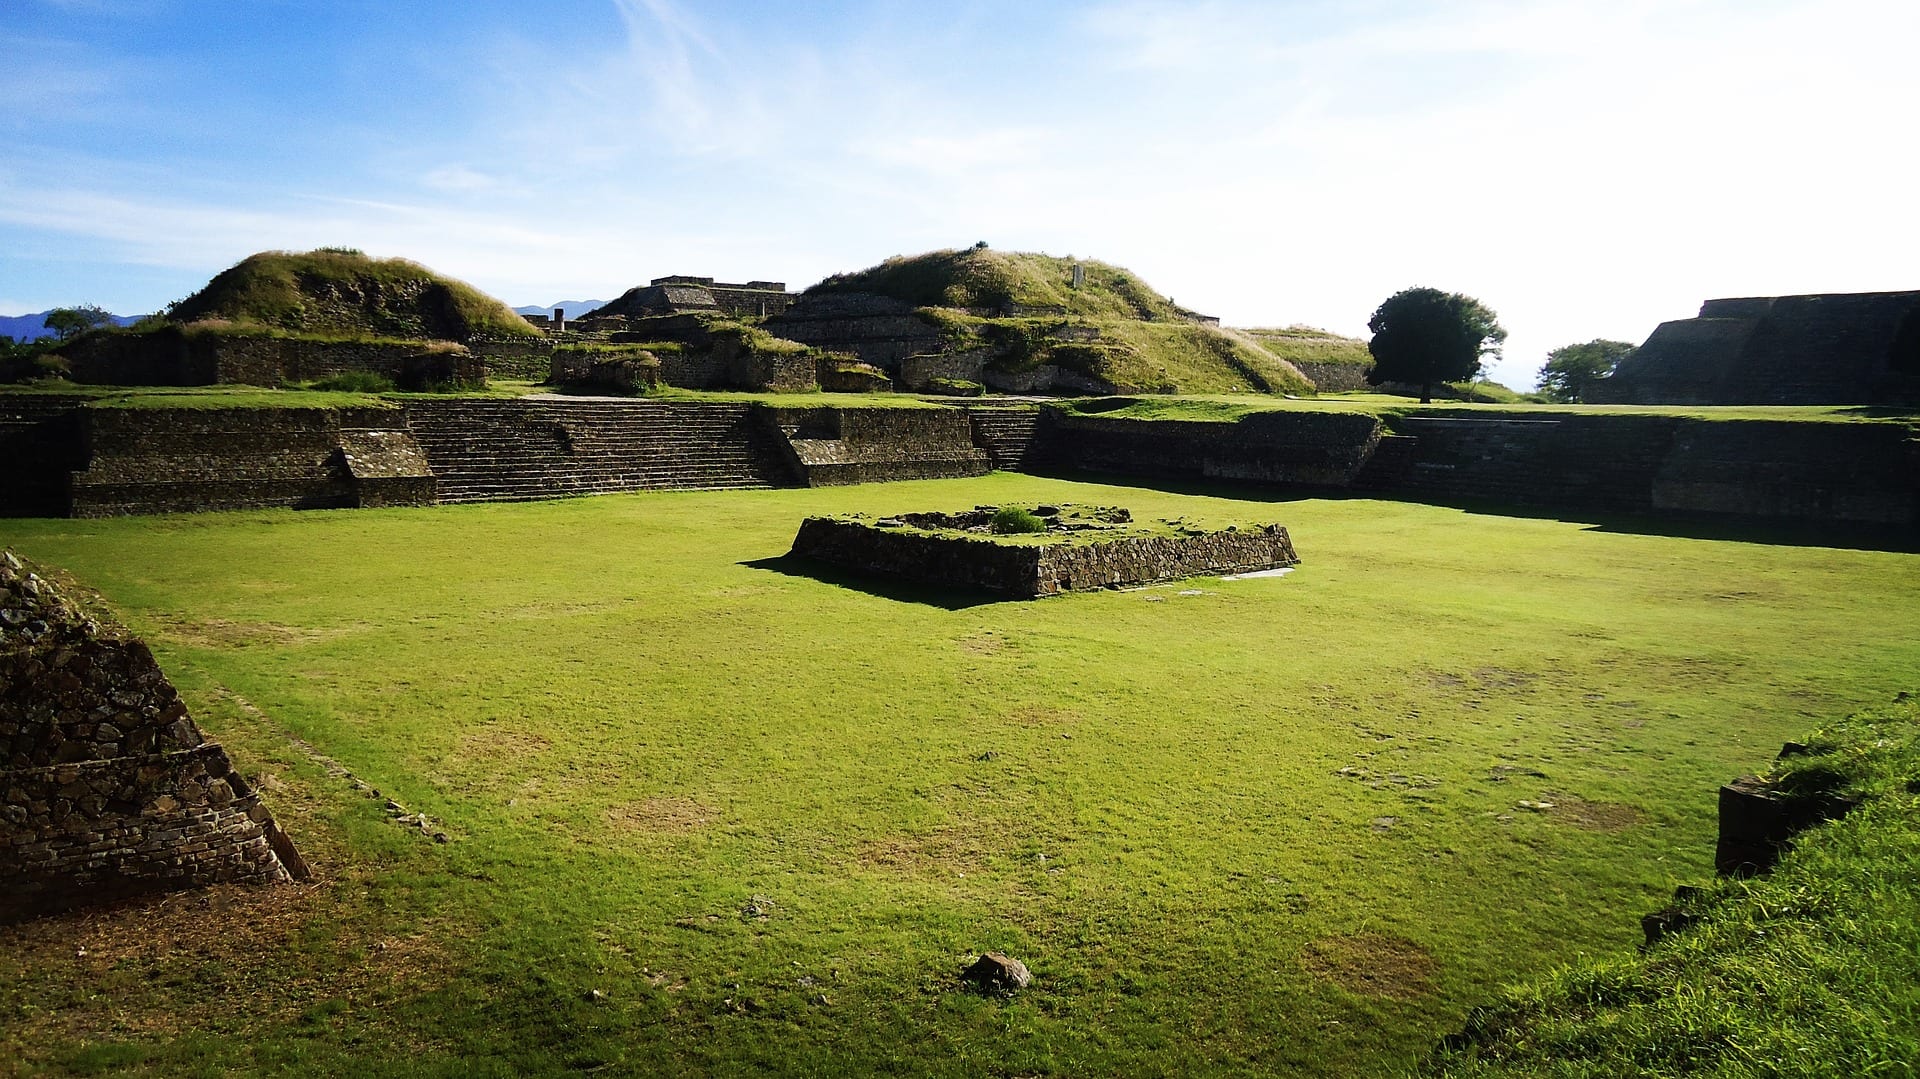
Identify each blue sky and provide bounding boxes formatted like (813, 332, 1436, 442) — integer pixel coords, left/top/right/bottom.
(4, 0, 1916, 388)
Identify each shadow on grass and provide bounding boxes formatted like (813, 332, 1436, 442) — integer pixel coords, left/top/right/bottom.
(1030, 469, 1920, 554)
(738, 554, 1013, 610)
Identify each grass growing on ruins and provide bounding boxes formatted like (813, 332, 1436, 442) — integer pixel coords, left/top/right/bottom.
(1064, 393, 1920, 426)
(3, 477, 1919, 1076)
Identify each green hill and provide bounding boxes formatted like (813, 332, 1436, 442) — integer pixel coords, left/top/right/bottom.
(809, 247, 1188, 321)
(166, 248, 538, 341)
(805, 248, 1313, 395)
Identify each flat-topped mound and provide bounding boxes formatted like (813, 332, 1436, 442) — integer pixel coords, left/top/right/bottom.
(165, 248, 538, 342)
(808, 248, 1187, 321)
(774, 248, 1313, 396)
(790, 503, 1299, 597)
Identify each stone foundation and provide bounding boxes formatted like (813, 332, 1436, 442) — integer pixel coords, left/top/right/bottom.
(60, 327, 483, 389)
(1, 551, 304, 922)
(790, 505, 1298, 597)
(766, 406, 991, 486)
(69, 405, 436, 517)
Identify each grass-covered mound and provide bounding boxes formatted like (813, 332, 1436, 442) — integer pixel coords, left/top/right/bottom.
(1428, 695, 1920, 1077)
(806, 248, 1314, 396)
(165, 248, 538, 342)
(1244, 326, 1372, 368)
(811, 247, 1184, 321)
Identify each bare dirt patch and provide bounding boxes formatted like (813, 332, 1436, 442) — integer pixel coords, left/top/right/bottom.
(1544, 794, 1643, 832)
(607, 796, 717, 833)
(1009, 705, 1081, 729)
(1300, 932, 1438, 1000)
(0, 871, 459, 1050)
(149, 615, 361, 650)
(455, 724, 553, 762)
(958, 631, 1008, 656)
(855, 827, 993, 872)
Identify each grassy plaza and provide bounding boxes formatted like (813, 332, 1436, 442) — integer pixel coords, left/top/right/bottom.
(3, 473, 1917, 1076)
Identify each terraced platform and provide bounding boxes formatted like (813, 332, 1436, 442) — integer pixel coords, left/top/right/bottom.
(404, 397, 796, 503)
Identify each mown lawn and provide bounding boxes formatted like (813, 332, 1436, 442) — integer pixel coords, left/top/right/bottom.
(2, 474, 1917, 1076)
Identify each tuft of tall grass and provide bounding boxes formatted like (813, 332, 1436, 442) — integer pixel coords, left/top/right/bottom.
(1427, 694, 1920, 1078)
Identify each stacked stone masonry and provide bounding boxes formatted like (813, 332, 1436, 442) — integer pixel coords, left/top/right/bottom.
(1593, 290, 1920, 406)
(765, 406, 991, 486)
(2, 393, 1914, 529)
(70, 406, 435, 517)
(404, 398, 795, 503)
(60, 329, 483, 389)
(1, 551, 303, 922)
(790, 511, 1299, 597)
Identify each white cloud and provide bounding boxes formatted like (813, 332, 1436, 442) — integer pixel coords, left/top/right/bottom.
(421, 166, 501, 193)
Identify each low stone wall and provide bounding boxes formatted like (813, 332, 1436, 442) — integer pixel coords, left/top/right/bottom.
(763, 406, 991, 486)
(70, 406, 435, 517)
(1, 552, 303, 922)
(790, 513, 1298, 597)
(61, 329, 482, 389)
(1291, 361, 1372, 393)
(1386, 415, 1676, 513)
(548, 347, 664, 393)
(1651, 420, 1919, 524)
(1045, 409, 1384, 487)
(765, 293, 946, 369)
(0, 396, 87, 517)
(900, 350, 989, 391)
(469, 337, 555, 380)
(1385, 412, 1920, 524)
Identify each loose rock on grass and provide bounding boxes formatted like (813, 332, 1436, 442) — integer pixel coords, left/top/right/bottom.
(961, 952, 1032, 996)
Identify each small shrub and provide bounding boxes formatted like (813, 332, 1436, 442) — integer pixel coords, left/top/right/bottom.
(311, 371, 395, 393)
(989, 506, 1048, 534)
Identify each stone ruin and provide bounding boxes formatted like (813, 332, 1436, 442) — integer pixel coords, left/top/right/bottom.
(0, 551, 305, 922)
(1592, 290, 1920, 406)
(789, 504, 1299, 597)
(586, 276, 798, 321)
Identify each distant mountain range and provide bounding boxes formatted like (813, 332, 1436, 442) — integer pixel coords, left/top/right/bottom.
(0, 310, 143, 342)
(513, 301, 613, 321)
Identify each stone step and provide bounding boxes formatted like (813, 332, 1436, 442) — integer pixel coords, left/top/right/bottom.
(402, 398, 794, 501)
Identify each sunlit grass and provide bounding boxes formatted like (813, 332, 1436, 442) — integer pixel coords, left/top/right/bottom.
(2, 475, 1916, 1075)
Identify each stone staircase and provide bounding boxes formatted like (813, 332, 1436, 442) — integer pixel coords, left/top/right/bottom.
(404, 398, 795, 503)
(963, 406, 1046, 470)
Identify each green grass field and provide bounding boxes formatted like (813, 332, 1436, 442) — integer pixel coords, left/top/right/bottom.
(3, 475, 1917, 1076)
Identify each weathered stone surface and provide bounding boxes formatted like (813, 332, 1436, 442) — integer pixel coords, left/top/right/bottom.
(1593, 290, 1920, 406)
(1714, 775, 1857, 877)
(1, 551, 303, 922)
(961, 952, 1032, 996)
(58, 328, 482, 389)
(767, 406, 991, 486)
(65, 405, 435, 517)
(790, 505, 1299, 597)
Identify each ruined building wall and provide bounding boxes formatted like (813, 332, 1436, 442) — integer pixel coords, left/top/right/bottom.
(1593, 291, 1920, 406)
(60, 329, 483, 389)
(71, 406, 435, 517)
(763, 406, 992, 486)
(1043, 409, 1384, 488)
(1, 552, 303, 922)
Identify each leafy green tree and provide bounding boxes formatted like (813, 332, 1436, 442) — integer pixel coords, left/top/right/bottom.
(1536, 339, 1635, 403)
(42, 304, 114, 341)
(1365, 287, 1506, 403)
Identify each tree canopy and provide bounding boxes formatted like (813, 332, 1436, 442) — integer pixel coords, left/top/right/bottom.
(42, 305, 115, 341)
(1365, 287, 1506, 403)
(1535, 339, 1636, 403)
